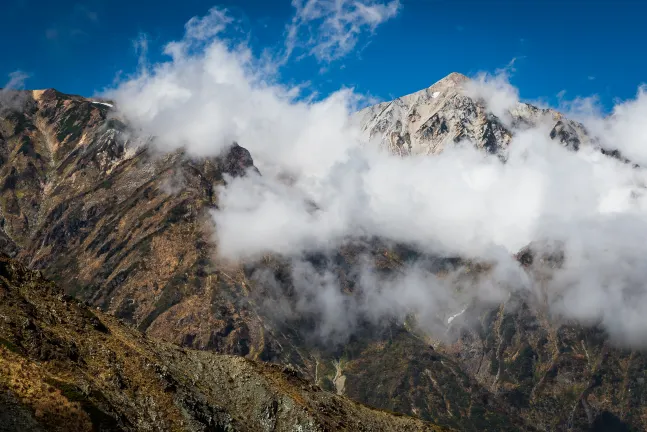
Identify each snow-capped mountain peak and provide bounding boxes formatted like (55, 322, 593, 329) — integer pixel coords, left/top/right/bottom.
(358, 72, 588, 157)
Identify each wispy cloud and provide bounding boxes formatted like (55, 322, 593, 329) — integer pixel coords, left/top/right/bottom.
(132, 32, 149, 72)
(184, 6, 233, 42)
(285, 0, 401, 63)
(4, 71, 28, 89)
(556, 90, 604, 122)
(44, 2, 99, 42)
(0, 71, 30, 114)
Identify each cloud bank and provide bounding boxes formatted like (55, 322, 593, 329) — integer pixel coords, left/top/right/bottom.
(107, 5, 647, 346)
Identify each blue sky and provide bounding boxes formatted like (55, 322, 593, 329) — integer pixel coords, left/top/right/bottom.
(2, 0, 645, 111)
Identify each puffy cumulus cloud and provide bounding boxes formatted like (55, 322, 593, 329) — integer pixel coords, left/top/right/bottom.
(554, 86, 647, 168)
(106, 7, 367, 177)
(463, 60, 521, 124)
(107, 7, 647, 346)
(591, 86, 647, 166)
(546, 216, 647, 346)
(285, 0, 401, 63)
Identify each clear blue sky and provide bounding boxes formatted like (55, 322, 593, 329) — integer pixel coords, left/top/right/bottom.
(2, 0, 645, 111)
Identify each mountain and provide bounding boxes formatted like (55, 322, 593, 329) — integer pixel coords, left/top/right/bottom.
(0, 76, 644, 431)
(0, 252, 443, 431)
(358, 75, 642, 432)
(357, 72, 589, 156)
(0, 87, 527, 431)
(0, 88, 257, 354)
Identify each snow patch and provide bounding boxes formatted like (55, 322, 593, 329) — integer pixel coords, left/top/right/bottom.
(447, 308, 466, 324)
(91, 101, 113, 108)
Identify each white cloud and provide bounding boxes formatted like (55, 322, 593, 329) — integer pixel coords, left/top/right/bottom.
(2, 70, 28, 90)
(285, 0, 401, 63)
(591, 86, 647, 165)
(464, 60, 521, 123)
(184, 6, 233, 42)
(0, 71, 30, 115)
(556, 92, 604, 122)
(107, 7, 647, 346)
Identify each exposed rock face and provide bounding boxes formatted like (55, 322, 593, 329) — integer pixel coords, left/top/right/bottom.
(357, 72, 589, 156)
(0, 253, 446, 431)
(447, 302, 641, 432)
(0, 89, 259, 358)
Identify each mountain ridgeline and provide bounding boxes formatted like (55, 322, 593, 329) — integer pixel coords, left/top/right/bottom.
(0, 76, 642, 431)
(358, 72, 593, 156)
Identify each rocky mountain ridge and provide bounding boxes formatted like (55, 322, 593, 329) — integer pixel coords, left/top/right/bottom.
(357, 72, 591, 156)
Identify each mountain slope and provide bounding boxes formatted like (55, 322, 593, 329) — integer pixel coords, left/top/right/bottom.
(357, 74, 643, 431)
(0, 252, 449, 432)
(0, 88, 529, 431)
(0, 77, 644, 431)
(0, 88, 260, 356)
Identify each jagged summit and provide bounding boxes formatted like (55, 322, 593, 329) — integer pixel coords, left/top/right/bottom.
(426, 71, 470, 91)
(440, 71, 469, 83)
(394, 72, 469, 103)
(358, 72, 589, 156)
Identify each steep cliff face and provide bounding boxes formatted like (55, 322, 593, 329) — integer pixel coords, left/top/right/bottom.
(449, 258, 641, 432)
(445, 299, 642, 432)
